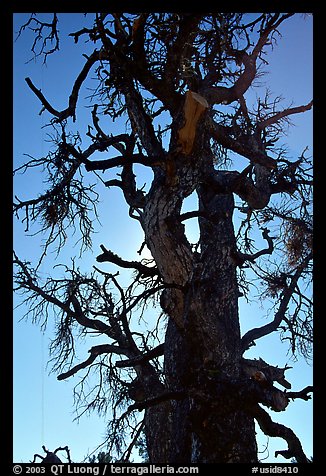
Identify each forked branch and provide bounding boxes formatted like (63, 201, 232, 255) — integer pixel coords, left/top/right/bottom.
(57, 344, 128, 380)
(241, 252, 312, 352)
(256, 101, 313, 131)
(250, 403, 310, 463)
(96, 245, 159, 277)
(237, 227, 274, 265)
(286, 386, 313, 402)
(25, 49, 104, 121)
(116, 343, 165, 368)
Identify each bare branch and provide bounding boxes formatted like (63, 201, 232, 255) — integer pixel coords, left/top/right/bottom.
(14, 254, 70, 313)
(128, 390, 185, 412)
(69, 294, 116, 338)
(242, 357, 292, 389)
(130, 13, 182, 113)
(164, 14, 203, 88)
(84, 152, 159, 171)
(201, 14, 295, 106)
(54, 446, 72, 463)
(57, 354, 97, 380)
(57, 344, 127, 380)
(241, 252, 312, 353)
(250, 403, 309, 463)
(205, 169, 272, 210)
(25, 49, 103, 122)
(96, 245, 159, 277)
(25, 77, 61, 117)
(116, 343, 165, 368)
(119, 163, 147, 209)
(286, 386, 313, 402)
(256, 101, 313, 131)
(237, 227, 274, 265)
(208, 118, 277, 170)
(16, 14, 60, 63)
(13, 158, 81, 213)
(251, 14, 294, 59)
(179, 210, 207, 222)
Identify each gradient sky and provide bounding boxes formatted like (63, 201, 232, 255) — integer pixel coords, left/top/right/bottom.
(13, 13, 313, 464)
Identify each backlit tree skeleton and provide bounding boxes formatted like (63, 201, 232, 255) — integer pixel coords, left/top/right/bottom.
(14, 13, 313, 463)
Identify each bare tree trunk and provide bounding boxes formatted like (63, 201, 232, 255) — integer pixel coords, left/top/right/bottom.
(184, 185, 258, 463)
(141, 162, 258, 463)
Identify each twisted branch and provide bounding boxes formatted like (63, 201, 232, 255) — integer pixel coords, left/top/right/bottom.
(241, 252, 312, 352)
(250, 403, 309, 463)
(96, 245, 159, 277)
(57, 344, 128, 380)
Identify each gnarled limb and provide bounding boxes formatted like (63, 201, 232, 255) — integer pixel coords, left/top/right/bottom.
(241, 252, 312, 353)
(200, 13, 293, 104)
(116, 343, 165, 368)
(241, 357, 292, 389)
(57, 344, 128, 380)
(207, 118, 277, 170)
(96, 244, 159, 277)
(286, 386, 313, 402)
(256, 100, 313, 132)
(17, 14, 59, 63)
(249, 403, 309, 463)
(163, 14, 203, 90)
(205, 169, 272, 210)
(201, 14, 295, 106)
(236, 228, 274, 265)
(25, 49, 103, 121)
(130, 13, 182, 113)
(128, 390, 186, 412)
(84, 152, 158, 171)
(119, 163, 147, 209)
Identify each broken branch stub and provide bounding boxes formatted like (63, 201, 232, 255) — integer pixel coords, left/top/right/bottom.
(178, 91, 209, 155)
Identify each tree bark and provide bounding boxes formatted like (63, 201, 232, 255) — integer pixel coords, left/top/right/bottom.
(183, 185, 258, 463)
(141, 150, 258, 462)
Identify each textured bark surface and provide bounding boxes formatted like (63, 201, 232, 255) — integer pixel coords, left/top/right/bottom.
(141, 147, 259, 462)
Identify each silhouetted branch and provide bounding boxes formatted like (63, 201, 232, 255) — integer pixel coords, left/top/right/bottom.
(116, 343, 165, 368)
(96, 245, 159, 277)
(25, 77, 61, 117)
(286, 386, 313, 401)
(84, 153, 159, 171)
(128, 390, 186, 412)
(17, 14, 59, 62)
(130, 13, 182, 113)
(256, 101, 313, 131)
(205, 168, 272, 210)
(57, 344, 127, 380)
(25, 49, 103, 121)
(54, 446, 72, 463)
(250, 403, 309, 463)
(241, 357, 292, 389)
(179, 210, 207, 222)
(208, 118, 277, 170)
(241, 252, 312, 353)
(237, 227, 274, 264)
(202, 14, 294, 106)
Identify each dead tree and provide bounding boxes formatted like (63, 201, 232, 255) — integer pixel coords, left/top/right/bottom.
(14, 13, 313, 463)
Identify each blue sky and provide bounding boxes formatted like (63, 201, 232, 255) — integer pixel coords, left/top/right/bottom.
(13, 13, 313, 463)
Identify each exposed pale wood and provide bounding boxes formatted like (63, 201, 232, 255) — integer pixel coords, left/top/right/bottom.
(178, 91, 209, 155)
